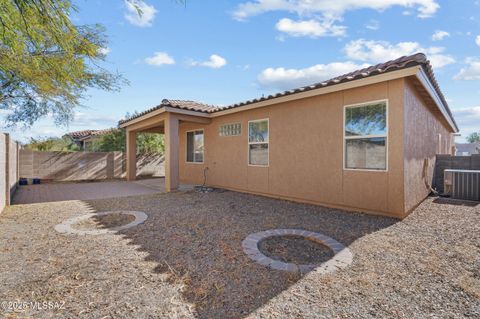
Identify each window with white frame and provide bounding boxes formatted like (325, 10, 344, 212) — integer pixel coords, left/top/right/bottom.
(186, 130, 204, 163)
(248, 119, 269, 166)
(344, 101, 387, 170)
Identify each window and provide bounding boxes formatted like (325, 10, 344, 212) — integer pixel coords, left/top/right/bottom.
(344, 101, 387, 170)
(186, 130, 204, 163)
(248, 119, 269, 166)
(219, 123, 241, 136)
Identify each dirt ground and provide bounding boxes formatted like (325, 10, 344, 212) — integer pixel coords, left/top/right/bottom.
(0, 190, 479, 319)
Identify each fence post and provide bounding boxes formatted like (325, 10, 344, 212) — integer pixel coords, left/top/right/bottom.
(16, 143, 20, 185)
(4, 133, 10, 206)
(106, 152, 113, 179)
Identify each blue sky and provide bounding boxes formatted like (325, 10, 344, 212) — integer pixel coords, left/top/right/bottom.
(3, 0, 480, 142)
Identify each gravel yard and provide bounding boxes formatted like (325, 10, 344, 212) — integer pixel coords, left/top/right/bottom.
(0, 190, 479, 319)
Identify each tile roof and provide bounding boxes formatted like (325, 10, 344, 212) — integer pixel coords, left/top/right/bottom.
(90, 128, 117, 136)
(119, 53, 457, 130)
(66, 128, 117, 140)
(66, 130, 98, 139)
(118, 99, 219, 125)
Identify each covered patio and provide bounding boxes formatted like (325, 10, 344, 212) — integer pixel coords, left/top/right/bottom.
(119, 100, 213, 192)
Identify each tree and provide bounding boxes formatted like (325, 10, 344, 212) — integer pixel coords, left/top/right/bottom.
(136, 132, 165, 154)
(0, 0, 125, 126)
(91, 129, 165, 154)
(466, 132, 480, 143)
(91, 129, 126, 152)
(25, 136, 79, 151)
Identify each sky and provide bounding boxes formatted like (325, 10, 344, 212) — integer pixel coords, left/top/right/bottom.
(3, 0, 480, 142)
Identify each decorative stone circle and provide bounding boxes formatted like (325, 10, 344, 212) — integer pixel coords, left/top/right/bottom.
(55, 211, 148, 235)
(242, 229, 353, 273)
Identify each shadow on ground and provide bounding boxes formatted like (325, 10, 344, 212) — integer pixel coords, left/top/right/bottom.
(433, 197, 479, 207)
(87, 190, 398, 319)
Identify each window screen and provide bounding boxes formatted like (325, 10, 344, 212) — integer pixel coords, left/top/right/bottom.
(186, 130, 204, 163)
(345, 102, 387, 170)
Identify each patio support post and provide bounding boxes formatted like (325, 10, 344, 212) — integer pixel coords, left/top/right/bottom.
(126, 129, 137, 181)
(164, 113, 179, 192)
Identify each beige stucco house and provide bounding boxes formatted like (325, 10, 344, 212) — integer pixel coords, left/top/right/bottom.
(119, 53, 458, 219)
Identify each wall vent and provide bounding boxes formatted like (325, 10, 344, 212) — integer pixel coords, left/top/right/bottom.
(444, 169, 480, 201)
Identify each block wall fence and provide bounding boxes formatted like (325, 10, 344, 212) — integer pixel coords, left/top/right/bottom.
(433, 154, 480, 193)
(0, 133, 20, 213)
(19, 150, 164, 182)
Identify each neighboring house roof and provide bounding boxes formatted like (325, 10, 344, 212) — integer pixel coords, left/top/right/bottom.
(65, 128, 117, 141)
(66, 130, 98, 140)
(90, 128, 117, 136)
(456, 143, 480, 155)
(119, 53, 457, 131)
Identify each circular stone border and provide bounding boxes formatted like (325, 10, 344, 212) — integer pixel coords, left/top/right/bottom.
(242, 229, 353, 273)
(55, 211, 148, 235)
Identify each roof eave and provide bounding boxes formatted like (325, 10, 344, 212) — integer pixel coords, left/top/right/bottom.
(119, 105, 210, 128)
(415, 68, 459, 132)
(210, 66, 420, 117)
(119, 64, 458, 134)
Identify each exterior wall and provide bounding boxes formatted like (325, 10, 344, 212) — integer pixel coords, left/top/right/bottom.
(8, 138, 19, 196)
(0, 133, 20, 213)
(0, 134, 6, 211)
(179, 80, 406, 217)
(19, 150, 164, 182)
(403, 79, 454, 213)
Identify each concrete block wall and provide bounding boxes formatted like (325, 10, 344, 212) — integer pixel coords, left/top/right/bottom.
(0, 134, 6, 212)
(433, 154, 480, 193)
(19, 150, 164, 182)
(1, 133, 20, 213)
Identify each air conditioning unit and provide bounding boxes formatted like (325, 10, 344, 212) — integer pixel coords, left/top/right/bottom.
(444, 169, 480, 201)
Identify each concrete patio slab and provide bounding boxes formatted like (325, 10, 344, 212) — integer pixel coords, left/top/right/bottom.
(12, 178, 166, 204)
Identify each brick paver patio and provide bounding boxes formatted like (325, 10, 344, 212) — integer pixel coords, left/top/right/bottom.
(12, 178, 166, 204)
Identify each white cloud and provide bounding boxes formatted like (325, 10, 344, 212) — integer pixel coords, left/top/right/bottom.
(144, 52, 175, 66)
(258, 61, 369, 90)
(275, 18, 346, 37)
(124, 0, 157, 27)
(365, 20, 380, 31)
(454, 58, 480, 81)
(189, 54, 227, 69)
(233, 1, 439, 38)
(72, 112, 119, 127)
(237, 64, 251, 70)
(432, 30, 450, 41)
(476, 35, 480, 47)
(98, 47, 111, 55)
(233, 0, 439, 20)
(344, 39, 455, 68)
(452, 106, 480, 140)
(2, 112, 119, 143)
